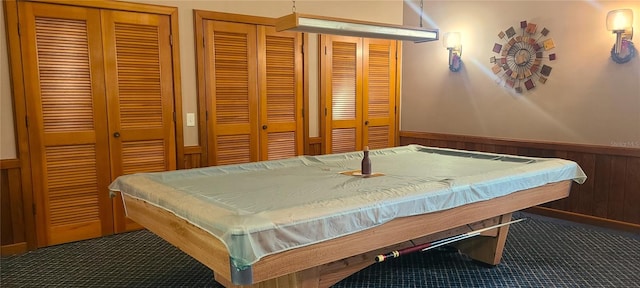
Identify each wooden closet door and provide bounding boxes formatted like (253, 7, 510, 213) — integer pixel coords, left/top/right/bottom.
(363, 39, 397, 149)
(323, 35, 363, 154)
(101, 10, 176, 233)
(257, 26, 303, 160)
(205, 21, 259, 165)
(19, 2, 113, 246)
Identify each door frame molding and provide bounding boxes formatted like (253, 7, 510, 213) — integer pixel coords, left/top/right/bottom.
(4, 0, 37, 250)
(4, 0, 183, 249)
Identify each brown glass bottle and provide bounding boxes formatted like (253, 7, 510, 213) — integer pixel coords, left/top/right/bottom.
(361, 146, 371, 175)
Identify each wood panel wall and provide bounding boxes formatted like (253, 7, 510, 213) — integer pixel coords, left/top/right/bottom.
(308, 137, 322, 156)
(400, 131, 640, 233)
(183, 146, 203, 169)
(1, 159, 28, 256)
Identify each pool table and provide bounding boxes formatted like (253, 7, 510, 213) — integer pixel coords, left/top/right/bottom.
(110, 145, 586, 287)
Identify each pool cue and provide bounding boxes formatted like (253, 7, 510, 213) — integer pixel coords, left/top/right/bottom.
(374, 218, 526, 263)
(374, 235, 468, 263)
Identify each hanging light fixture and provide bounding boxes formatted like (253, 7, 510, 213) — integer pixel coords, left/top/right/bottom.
(275, 0, 438, 43)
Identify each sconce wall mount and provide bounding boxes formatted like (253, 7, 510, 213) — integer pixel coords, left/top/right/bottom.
(607, 9, 636, 64)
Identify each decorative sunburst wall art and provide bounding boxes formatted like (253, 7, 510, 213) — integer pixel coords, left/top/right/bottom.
(490, 20, 556, 93)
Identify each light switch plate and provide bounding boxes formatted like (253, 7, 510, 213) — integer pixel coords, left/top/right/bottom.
(186, 113, 196, 127)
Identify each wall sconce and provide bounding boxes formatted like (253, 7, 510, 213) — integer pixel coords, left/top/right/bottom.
(606, 9, 636, 64)
(443, 32, 462, 72)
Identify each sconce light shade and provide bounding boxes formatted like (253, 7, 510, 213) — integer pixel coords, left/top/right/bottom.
(606, 9, 633, 32)
(443, 32, 461, 49)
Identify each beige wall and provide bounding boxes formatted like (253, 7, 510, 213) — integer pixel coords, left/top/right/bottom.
(1, 6, 17, 159)
(401, 0, 640, 147)
(0, 0, 404, 159)
(4, 1, 638, 159)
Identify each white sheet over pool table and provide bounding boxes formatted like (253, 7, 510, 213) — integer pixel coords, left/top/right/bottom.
(109, 145, 586, 287)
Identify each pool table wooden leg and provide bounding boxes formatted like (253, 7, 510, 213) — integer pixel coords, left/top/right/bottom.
(453, 213, 513, 265)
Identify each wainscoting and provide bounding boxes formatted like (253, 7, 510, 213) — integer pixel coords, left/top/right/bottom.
(1, 159, 28, 256)
(8, 136, 633, 256)
(399, 131, 640, 233)
(308, 137, 322, 156)
(183, 146, 203, 169)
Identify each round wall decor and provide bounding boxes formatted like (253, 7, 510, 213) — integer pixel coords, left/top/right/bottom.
(490, 20, 556, 93)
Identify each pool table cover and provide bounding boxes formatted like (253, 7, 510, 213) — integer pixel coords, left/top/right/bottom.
(109, 145, 586, 267)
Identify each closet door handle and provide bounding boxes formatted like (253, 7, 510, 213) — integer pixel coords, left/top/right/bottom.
(364, 121, 369, 126)
(262, 125, 268, 130)
(113, 132, 121, 138)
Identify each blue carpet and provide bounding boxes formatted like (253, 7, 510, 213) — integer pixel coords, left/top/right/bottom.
(2, 212, 639, 287)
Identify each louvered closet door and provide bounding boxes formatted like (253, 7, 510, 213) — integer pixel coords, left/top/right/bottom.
(101, 11, 176, 233)
(257, 26, 303, 160)
(325, 35, 363, 154)
(205, 21, 259, 165)
(363, 39, 397, 150)
(19, 2, 113, 246)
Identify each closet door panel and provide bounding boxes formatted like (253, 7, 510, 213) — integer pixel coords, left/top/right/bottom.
(205, 21, 258, 165)
(363, 39, 396, 149)
(331, 128, 357, 153)
(325, 36, 363, 154)
(258, 26, 303, 160)
(19, 2, 112, 245)
(101, 10, 176, 233)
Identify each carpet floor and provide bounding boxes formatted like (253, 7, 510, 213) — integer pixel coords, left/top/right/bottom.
(2, 212, 639, 287)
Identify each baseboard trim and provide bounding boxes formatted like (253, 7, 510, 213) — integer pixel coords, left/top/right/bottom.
(525, 206, 640, 234)
(1, 242, 28, 257)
